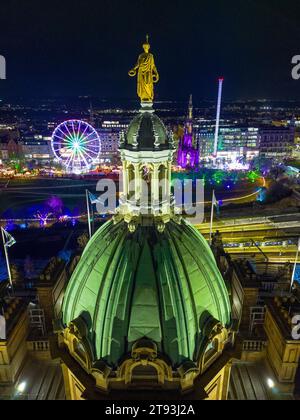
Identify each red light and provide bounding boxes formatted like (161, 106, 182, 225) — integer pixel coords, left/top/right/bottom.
(218, 77, 224, 82)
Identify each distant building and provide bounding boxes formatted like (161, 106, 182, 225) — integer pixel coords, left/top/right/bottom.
(198, 124, 296, 162)
(198, 124, 259, 161)
(292, 129, 300, 159)
(97, 121, 128, 164)
(259, 126, 295, 159)
(21, 140, 53, 162)
(0, 139, 22, 162)
(20, 134, 54, 162)
(219, 126, 259, 151)
(0, 128, 21, 161)
(198, 125, 215, 157)
(0, 142, 9, 161)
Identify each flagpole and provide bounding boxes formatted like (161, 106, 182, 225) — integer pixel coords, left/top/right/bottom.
(290, 238, 300, 293)
(86, 190, 92, 239)
(210, 190, 215, 246)
(91, 204, 95, 236)
(1, 228, 13, 289)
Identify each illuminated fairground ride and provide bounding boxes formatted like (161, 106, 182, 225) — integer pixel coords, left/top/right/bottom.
(51, 120, 101, 173)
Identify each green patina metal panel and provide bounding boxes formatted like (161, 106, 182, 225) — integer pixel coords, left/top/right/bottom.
(62, 219, 231, 367)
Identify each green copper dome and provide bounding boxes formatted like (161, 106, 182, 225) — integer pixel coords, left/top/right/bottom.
(62, 219, 231, 368)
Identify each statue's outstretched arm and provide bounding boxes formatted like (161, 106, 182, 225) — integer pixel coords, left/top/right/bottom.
(128, 59, 139, 77)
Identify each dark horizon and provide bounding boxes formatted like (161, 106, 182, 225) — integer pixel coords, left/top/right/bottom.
(1, 0, 300, 101)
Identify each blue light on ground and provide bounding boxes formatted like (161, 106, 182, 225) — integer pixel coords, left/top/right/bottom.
(295, 264, 300, 284)
(256, 187, 267, 202)
(0, 254, 8, 282)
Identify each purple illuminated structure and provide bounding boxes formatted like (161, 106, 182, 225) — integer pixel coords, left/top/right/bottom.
(177, 95, 199, 169)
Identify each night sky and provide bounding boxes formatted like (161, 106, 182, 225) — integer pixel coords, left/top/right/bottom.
(1, 0, 300, 101)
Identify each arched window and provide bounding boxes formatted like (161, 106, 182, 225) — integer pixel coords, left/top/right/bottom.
(141, 165, 152, 206)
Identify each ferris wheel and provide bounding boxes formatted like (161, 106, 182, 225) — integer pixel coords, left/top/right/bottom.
(51, 120, 101, 173)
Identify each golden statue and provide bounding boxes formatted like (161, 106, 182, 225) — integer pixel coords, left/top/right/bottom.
(129, 36, 159, 103)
